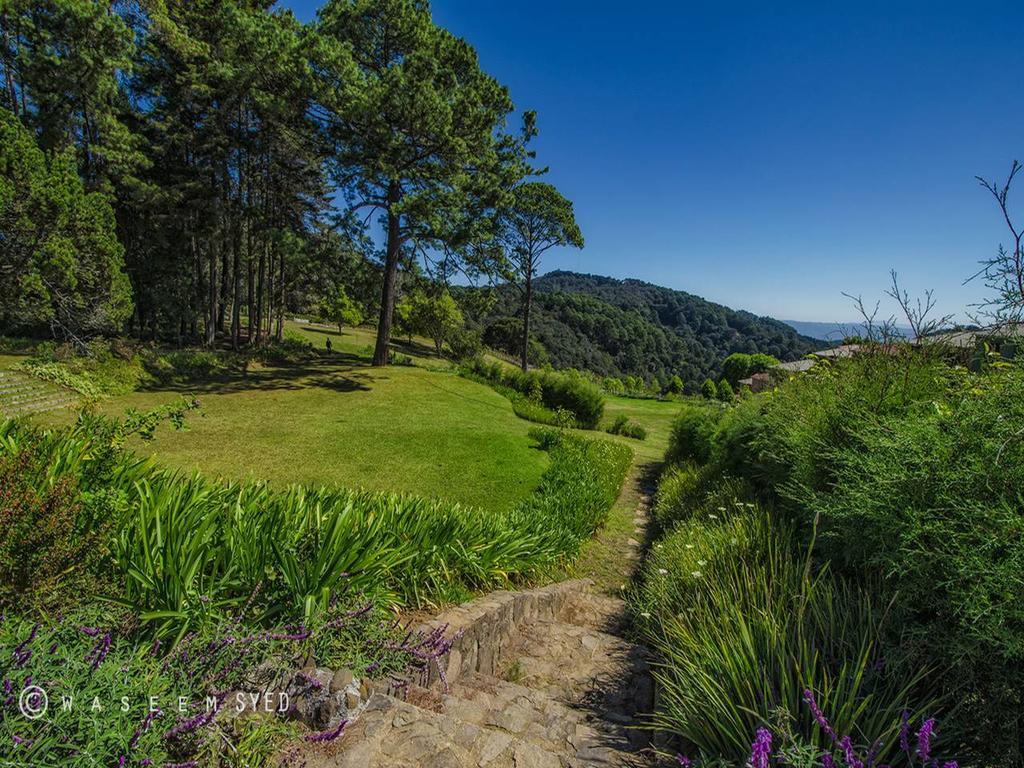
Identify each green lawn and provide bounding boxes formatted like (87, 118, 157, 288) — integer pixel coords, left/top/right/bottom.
(599, 394, 681, 462)
(6, 325, 682, 520)
(17, 327, 547, 512)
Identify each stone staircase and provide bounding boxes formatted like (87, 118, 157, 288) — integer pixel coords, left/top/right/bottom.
(298, 580, 664, 768)
(0, 370, 78, 417)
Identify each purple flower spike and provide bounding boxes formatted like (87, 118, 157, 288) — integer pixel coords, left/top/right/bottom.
(676, 755, 693, 767)
(899, 711, 911, 755)
(748, 727, 772, 768)
(839, 735, 865, 768)
(306, 719, 347, 743)
(803, 688, 838, 743)
(917, 718, 936, 763)
(822, 756, 836, 768)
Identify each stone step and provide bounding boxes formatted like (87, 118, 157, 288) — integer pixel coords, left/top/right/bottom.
(297, 692, 578, 768)
(497, 619, 654, 750)
(433, 672, 638, 765)
(4, 396, 76, 415)
(1, 389, 63, 404)
(0, 372, 77, 416)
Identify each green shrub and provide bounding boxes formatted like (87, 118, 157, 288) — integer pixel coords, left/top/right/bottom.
(602, 376, 626, 395)
(252, 334, 315, 364)
(717, 377, 735, 401)
(0, 413, 631, 642)
(701, 377, 718, 399)
(605, 413, 647, 440)
(0, 442, 118, 611)
(21, 342, 152, 396)
(152, 348, 232, 380)
(448, 327, 484, 361)
(509, 432, 632, 560)
(690, 352, 1024, 763)
(462, 359, 605, 428)
(666, 402, 722, 464)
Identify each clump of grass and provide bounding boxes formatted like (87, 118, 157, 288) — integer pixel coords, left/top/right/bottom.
(605, 413, 647, 440)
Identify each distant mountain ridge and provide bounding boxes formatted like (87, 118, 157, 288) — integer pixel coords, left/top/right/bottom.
(465, 270, 822, 392)
(781, 319, 912, 341)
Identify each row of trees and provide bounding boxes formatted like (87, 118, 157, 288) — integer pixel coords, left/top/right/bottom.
(0, 0, 582, 369)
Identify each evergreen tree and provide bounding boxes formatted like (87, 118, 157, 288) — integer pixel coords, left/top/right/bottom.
(0, 107, 132, 337)
(717, 378, 734, 401)
(316, 0, 523, 366)
(498, 181, 583, 371)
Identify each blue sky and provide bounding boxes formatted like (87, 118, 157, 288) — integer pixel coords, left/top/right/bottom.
(283, 0, 1024, 322)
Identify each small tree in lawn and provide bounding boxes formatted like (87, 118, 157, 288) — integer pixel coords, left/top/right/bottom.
(499, 182, 584, 371)
(408, 290, 464, 355)
(320, 287, 364, 334)
(717, 378, 735, 402)
(701, 378, 718, 400)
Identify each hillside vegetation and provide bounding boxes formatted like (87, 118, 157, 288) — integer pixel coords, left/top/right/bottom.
(463, 271, 821, 390)
(635, 346, 1021, 766)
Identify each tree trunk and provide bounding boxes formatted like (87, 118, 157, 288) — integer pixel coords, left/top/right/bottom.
(373, 181, 402, 367)
(206, 245, 217, 347)
(521, 263, 533, 372)
(256, 237, 265, 345)
(231, 218, 241, 350)
(276, 247, 284, 341)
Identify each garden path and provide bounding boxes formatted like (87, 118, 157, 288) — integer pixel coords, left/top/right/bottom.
(296, 489, 667, 767)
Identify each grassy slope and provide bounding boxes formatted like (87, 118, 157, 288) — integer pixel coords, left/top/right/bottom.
(567, 394, 682, 593)
(6, 325, 681, 558)
(18, 324, 548, 512)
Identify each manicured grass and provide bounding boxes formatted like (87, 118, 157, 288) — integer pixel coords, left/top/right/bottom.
(22, 327, 548, 511)
(567, 395, 682, 593)
(598, 394, 682, 463)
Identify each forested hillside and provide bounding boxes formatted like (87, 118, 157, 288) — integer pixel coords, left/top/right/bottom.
(466, 271, 821, 390)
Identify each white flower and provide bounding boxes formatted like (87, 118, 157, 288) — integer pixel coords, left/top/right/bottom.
(717, 506, 727, 512)
(658, 568, 668, 575)
(685, 544, 695, 549)
(656, 544, 663, 549)
(708, 513, 719, 520)
(691, 571, 703, 578)
(640, 612, 651, 619)
(697, 560, 707, 567)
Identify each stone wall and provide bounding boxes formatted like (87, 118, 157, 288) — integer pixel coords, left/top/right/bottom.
(417, 579, 591, 687)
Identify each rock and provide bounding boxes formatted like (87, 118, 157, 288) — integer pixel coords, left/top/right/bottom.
(331, 668, 354, 692)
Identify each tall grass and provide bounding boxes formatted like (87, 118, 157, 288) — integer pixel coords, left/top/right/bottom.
(634, 505, 927, 762)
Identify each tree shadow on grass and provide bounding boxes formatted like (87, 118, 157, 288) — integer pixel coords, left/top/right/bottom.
(137, 353, 376, 396)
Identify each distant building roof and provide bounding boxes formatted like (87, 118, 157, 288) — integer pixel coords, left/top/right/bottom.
(921, 324, 1024, 348)
(813, 344, 861, 359)
(775, 358, 816, 373)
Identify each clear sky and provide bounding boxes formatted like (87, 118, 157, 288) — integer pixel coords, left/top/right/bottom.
(282, 0, 1024, 322)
